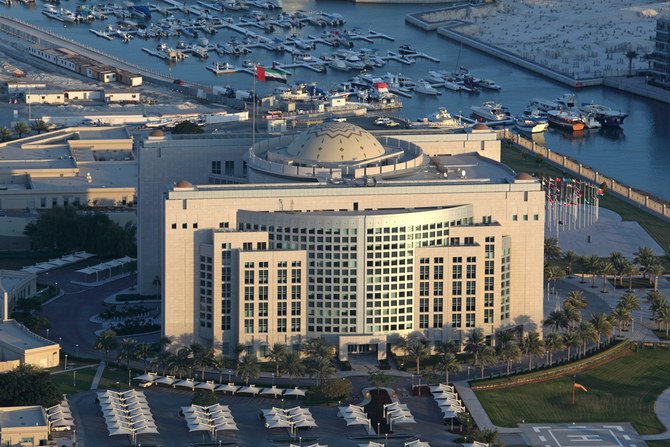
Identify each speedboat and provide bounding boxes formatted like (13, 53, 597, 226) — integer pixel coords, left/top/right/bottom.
(398, 44, 418, 55)
(555, 93, 577, 109)
(578, 103, 628, 126)
(581, 113, 602, 129)
(414, 79, 441, 96)
(477, 79, 502, 91)
(329, 57, 350, 71)
(514, 116, 548, 133)
(470, 101, 508, 121)
(414, 107, 464, 129)
(206, 61, 237, 75)
(528, 98, 559, 112)
(344, 54, 365, 70)
(546, 110, 585, 131)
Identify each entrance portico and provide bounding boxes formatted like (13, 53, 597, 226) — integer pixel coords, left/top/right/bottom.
(338, 334, 387, 362)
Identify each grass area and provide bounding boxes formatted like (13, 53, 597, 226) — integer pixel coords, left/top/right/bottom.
(501, 144, 670, 253)
(474, 348, 670, 434)
(98, 367, 134, 391)
(51, 366, 97, 395)
(647, 441, 670, 447)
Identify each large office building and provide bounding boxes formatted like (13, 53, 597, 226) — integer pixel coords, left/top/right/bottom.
(138, 123, 545, 359)
(651, 16, 670, 87)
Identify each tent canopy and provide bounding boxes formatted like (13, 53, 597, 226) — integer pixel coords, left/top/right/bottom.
(261, 386, 285, 396)
(283, 387, 306, 397)
(216, 383, 240, 393)
(195, 381, 216, 391)
(237, 385, 261, 394)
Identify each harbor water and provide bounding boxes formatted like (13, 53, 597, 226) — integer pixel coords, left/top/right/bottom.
(2, 0, 669, 200)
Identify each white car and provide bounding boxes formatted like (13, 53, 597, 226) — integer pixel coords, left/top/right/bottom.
(375, 117, 389, 126)
(385, 119, 399, 127)
(137, 381, 154, 388)
(331, 117, 347, 122)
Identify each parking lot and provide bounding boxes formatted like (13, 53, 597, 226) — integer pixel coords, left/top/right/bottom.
(522, 423, 648, 447)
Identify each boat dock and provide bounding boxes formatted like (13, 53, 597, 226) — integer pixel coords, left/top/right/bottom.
(382, 51, 416, 65)
(455, 114, 513, 126)
(89, 29, 113, 41)
(272, 60, 326, 73)
(389, 88, 412, 98)
(348, 29, 394, 42)
(197, 1, 224, 12)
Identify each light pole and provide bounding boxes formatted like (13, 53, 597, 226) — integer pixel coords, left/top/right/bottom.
(75, 344, 79, 357)
(467, 366, 470, 380)
(272, 373, 275, 386)
(73, 370, 77, 387)
(228, 370, 232, 382)
(64, 354, 68, 371)
(46, 328, 50, 339)
(377, 423, 380, 438)
(58, 337, 62, 346)
(128, 369, 131, 387)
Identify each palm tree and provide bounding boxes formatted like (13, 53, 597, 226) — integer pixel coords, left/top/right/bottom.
(212, 353, 227, 384)
(585, 255, 602, 288)
(609, 252, 627, 286)
(169, 348, 192, 379)
(577, 321, 597, 356)
(190, 343, 214, 381)
(622, 264, 640, 291)
(474, 346, 496, 379)
(634, 247, 655, 278)
(564, 250, 578, 278)
(648, 263, 664, 291)
(267, 343, 287, 377)
(395, 335, 408, 359)
(464, 328, 486, 365)
(656, 303, 670, 338)
(645, 290, 668, 321)
(135, 343, 153, 373)
(117, 338, 137, 372)
(94, 329, 119, 365)
(543, 309, 568, 333)
(30, 120, 50, 134)
(545, 265, 566, 294)
(233, 343, 246, 367)
(302, 337, 333, 361)
(562, 331, 580, 360)
(565, 290, 587, 310)
(236, 354, 260, 385)
(563, 303, 582, 329)
(495, 329, 514, 348)
(600, 262, 615, 293)
(625, 49, 638, 76)
(308, 356, 336, 386)
(13, 122, 29, 138)
(368, 370, 393, 391)
(0, 127, 12, 142)
(589, 313, 613, 348)
(611, 305, 630, 336)
(544, 237, 562, 260)
(152, 276, 161, 298)
(619, 292, 641, 315)
(282, 351, 305, 386)
(406, 338, 430, 375)
(434, 340, 459, 357)
(153, 336, 173, 353)
(521, 331, 544, 369)
(152, 350, 172, 376)
(497, 341, 521, 375)
(543, 333, 564, 365)
(436, 353, 461, 385)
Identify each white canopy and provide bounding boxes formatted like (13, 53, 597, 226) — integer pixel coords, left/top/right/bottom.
(216, 383, 240, 394)
(433, 391, 458, 399)
(237, 385, 261, 395)
(345, 416, 371, 427)
(293, 418, 317, 428)
(359, 442, 385, 447)
(405, 441, 431, 447)
(283, 387, 306, 397)
(174, 379, 198, 390)
(154, 376, 176, 386)
(462, 443, 489, 447)
(266, 419, 292, 429)
(429, 384, 455, 393)
(133, 372, 158, 382)
(195, 381, 216, 391)
(261, 386, 285, 396)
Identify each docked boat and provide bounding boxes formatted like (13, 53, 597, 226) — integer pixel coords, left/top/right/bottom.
(343, 54, 366, 70)
(477, 79, 502, 91)
(414, 79, 441, 96)
(581, 113, 602, 129)
(578, 103, 628, 126)
(546, 110, 585, 131)
(514, 116, 548, 133)
(398, 44, 418, 55)
(274, 84, 311, 102)
(555, 93, 577, 109)
(470, 101, 508, 121)
(329, 57, 350, 72)
(206, 62, 237, 75)
(414, 107, 464, 129)
(528, 97, 559, 112)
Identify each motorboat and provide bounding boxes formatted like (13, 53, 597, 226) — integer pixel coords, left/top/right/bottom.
(206, 61, 237, 75)
(470, 101, 508, 121)
(329, 57, 350, 71)
(414, 79, 441, 96)
(555, 93, 577, 109)
(528, 97, 559, 112)
(514, 116, 548, 133)
(426, 71, 446, 84)
(414, 107, 464, 129)
(546, 110, 585, 131)
(581, 113, 602, 129)
(477, 79, 502, 91)
(578, 103, 628, 126)
(343, 54, 366, 70)
(274, 84, 311, 102)
(398, 44, 418, 55)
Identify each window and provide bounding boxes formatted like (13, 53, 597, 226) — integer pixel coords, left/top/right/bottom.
(466, 281, 476, 295)
(433, 297, 443, 312)
(291, 317, 301, 332)
(419, 282, 429, 297)
(434, 282, 443, 296)
(466, 264, 476, 279)
(433, 265, 443, 280)
(211, 161, 221, 174)
(277, 302, 287, 316)
(452, 265, 462, 279)
(277, 318, 287, 332)
(512, 215, 518, 221)
(433, 314, 443, 328)
(419, 314, 429, 328)
(452, 281, 462, 296)
(278, 269, 288, 283)
(292, 269, 301, 282)
(258, 319, 268, 333)
(225, 160, 234, 175)
(451, 314, 461, 328)
(465, 313, 475, 327)
(245, 303, 254, 317)
(258, 302, 268, 317)
(452, 297, 462, 312)
(291, 302, 301, 316)
(484, 309, 494, 324)
(277, 286, 287, 300)
(466, 297, 476, 311)
(291, 285, 301, 299)
(419, 298, 429, 313)
(244, 287, 254, 301)
(244, 319, 254, 333)
(244, 270, 254, 284)
(485, 261, 494, 275)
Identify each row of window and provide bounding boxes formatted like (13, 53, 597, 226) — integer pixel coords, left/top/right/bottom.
(244, 318, 301, 333)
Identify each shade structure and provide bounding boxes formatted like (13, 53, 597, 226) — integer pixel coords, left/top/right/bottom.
(429, 384, 455, 393)
(436, 397, 461, 406)
(195, 381, 217, 391)
(154, 376, 176, 386)
(182, 403, 238, 435)
(283, 387, 306, 397)
(215, 383, 240, 394)
(293, 418, 317, 428)
(404, 441, 431, 447)
(432, 391, 458, 399)
(359, 442, 385, 447)
(237, 385, 261, 395)
(174, 379, 198, 390)
(265, 419, 291, 429)
(338, 405, 366, 418)
(261, 386, 285, 397)
(440, 409, 458, 419)
(133, 372, 159, 383)
(98, 390, 157, 442)
(51, 418, 74, 428)
(345, 416, 371, 428)
(462, 442, 489, 447)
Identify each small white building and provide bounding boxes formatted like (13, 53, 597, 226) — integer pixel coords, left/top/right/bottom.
(0, 406, 49, 447)
(0, 270, 37, 320)
(104, 90, 141, 103)
(0, 319, 60, 370)
(25, 91, 65, 105)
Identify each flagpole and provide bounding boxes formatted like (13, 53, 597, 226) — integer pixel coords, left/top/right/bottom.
(252, 68, 256, 148)
(572, 375, 576, 405)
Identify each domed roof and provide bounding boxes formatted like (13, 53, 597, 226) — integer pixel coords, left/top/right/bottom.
(175, 180, 193, 188)
(149, 129, 165, 137)
(515, 172, 533, 180)
(471, 122, 489, 131)
(286, 122, 386, 164)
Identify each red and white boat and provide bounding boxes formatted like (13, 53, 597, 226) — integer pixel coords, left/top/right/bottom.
(546, 110, 585, 131)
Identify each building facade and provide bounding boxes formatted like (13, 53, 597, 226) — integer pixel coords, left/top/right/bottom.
(143, 123, 544, 358)
(651, 16, 670, 87)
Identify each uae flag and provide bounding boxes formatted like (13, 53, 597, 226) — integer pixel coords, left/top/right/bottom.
(574, 383, 588, 392)
(256, 66, 287, 83)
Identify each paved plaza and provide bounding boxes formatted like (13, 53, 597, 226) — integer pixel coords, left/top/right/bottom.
(521, 424, 647, 447)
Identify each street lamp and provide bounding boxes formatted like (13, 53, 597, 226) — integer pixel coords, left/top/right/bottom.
(272, 372, 275, 386)
(228, 370, 232, 382)
(64, 354, 68, 371)
(73, 370, 77, 387)
(75, 344, 79, 357)
(46, 328, 50, 339)
(467, 366, 470, 380)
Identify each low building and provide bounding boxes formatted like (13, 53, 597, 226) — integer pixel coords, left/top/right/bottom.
(104, 90, 141, 103)
(25, 88, 138, 105)
(24, 91, 65, 105)
(3, 82, 47, 94)
(0, 319, 59, 369)
(0, 270, 37, 320)
(0, 406, 49, 447)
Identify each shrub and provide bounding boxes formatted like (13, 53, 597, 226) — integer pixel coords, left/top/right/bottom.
(340, 361, 352, 371)
(319, 378, 352, 400)
(192, 389, 218, 407)
(378, 359, 390, 370)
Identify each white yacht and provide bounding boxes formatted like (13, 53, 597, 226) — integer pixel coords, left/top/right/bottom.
(329, 57, 350, 72)
(414, 79, 441, 96)
(477, 79, 502, 91)
(528, 97, 559, 112)
(514, 116, 549, 133)
(555, 93, 577, 109)
(414, 107, 464, 129)
(470, 101, 508, 121)
(344, 54, 366, 70)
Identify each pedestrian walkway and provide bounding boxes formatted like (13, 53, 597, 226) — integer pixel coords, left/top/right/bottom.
(453, 380, 521, 434)
(642, 386, 670, 441)
(90, 361, 106, 390)
(50, 364, 99, 375)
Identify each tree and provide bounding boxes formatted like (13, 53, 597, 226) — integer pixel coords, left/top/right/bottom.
(622, 263, 639, 291)
(192, 389, 218, 406)
(590, 313, 613, 348)
(168, 348, 192, 379)
(497, 341, 521, 375)
(648, 263, 664, 291)
(634, 247, 655, 278)
(302, 337, 333, 361)
(212, 353, 227, 384)
(565, 290, 587, 311)
(190, 343, 214, 381)
(545, 265, 565, 294)
(0, 127, 12, 142)
(544, 237, 562, 260)
(609, 252, 627, 286)
(436, 353, 461, 385)
(233, 343, 246, 366)
(94, 329, 119, 365)
(577, 321, 597, 355)
(495, 330, 514, 348)
(117, 338, 137, 372)
(406, 337, 429, 375)
(600, 262, 615, 293)
(0, 365, 61, 408)
(152, 350, 172, 377)
(320, 378, 352, 400)
(520, 331, 544, 369)
(236, 354, 260, 385)
(30, 120, 50, 134)
(625, 49, 638, 76)
(543, 309, 568, 333)
(368, 370, 393, 390)
(474, 346, 496, 379)
(308, 356, 336, 386)
(656, 303, 670, 338)
(13, 122, 29, 138)
(564, 250, 578, 277)
(585, 255, 602, 288)
(282, 351, 305, 386)
(464, 328, 486, 365)
(267, 343, 287, 377)
(136, 343, 153, 373)
(434, 340, 459, 357)
(619, 292, 641, 316)
(543, 333, 564, 364)
(610, 305, 629, 336)
(562, 331, 580, 360)
(645, 290, 668, 321)
(171, 120, 203, 134)
(152, 276, 161, 299)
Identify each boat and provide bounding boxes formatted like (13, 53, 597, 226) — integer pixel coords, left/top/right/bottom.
(477, 79, 502, 91)
(414, 79, 441, 96)
(470, 101, 508, 121)
(274, 84, 311, 102)
(546, 110, 585, 131)
(425, 71, 446, 84)
(398, 44, 418, 55)
(581, 113, 602, 129)
(343, 54, 365, 70)
(578, 103, 628, 126)
(329, 57, 350, 72)
(555, 93, 577, 109)
(414, 107, 464, 129)
(528, 97, 559, 112)
(514, 116, 548, 133)
(206, 62, 237, 75)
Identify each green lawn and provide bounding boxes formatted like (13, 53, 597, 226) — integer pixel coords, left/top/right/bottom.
(51, 366, 97, 395)
(501, 145, 670, 253)
(647, 441, 670, 447)
(474, 348, 670, 435)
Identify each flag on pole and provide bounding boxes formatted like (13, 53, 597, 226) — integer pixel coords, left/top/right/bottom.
(256, 66, 287, 83)
(574, 383, 588, 392)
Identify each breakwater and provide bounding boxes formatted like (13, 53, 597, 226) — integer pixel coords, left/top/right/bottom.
(500, 129, 670, 223)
